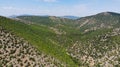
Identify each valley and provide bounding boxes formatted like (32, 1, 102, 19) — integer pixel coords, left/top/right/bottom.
(0, 12, 120, 67)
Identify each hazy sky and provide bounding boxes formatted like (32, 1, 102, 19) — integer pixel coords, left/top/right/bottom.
(0, 0, 120, 17)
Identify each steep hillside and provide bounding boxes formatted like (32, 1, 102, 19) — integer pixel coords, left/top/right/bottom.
(0, 26, 65, 67)
(16, 15, 81, 46)
(67, 28, 120, 67)
(66, 12, 120, 67)
(0, 16, 77, 67)
(76, 12, 120, 33)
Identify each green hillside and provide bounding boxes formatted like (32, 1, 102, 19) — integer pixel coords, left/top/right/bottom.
(0, 16, 78, 67)
(16, 12, 120, 67)
(76, 12, 120, 32)
(1, 12, 120, 67)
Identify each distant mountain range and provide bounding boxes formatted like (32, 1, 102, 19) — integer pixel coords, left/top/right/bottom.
(60, 16, 79, 19)
(9, 15, 80, 20)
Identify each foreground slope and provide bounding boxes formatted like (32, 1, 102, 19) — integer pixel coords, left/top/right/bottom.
(0, 26, 64, 67)
(0, 16, 77, 67)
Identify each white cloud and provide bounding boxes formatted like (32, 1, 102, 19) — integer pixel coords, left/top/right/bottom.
(0, 4, 89, 17)
(35, 0, 57, 2)
(0, 3, 99, 17)
(2, 6, 16, 10)
(43, 0, 57, 2)
(0, 6, 51, 16)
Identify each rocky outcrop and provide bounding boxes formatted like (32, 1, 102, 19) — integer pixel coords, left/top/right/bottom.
(0, 26, 65, 67)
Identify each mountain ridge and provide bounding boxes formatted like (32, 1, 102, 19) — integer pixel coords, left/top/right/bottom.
(75, 12, 120, 32)
(0, 11, 120, 67)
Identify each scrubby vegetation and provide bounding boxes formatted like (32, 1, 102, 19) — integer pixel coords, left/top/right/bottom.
(0, 12, 120, 67)
(0, 16, 77, 67)
(0, 26, 65, 67)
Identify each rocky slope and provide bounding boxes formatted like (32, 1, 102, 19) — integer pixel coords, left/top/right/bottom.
(76, 12, 120, 33)
(0, 26, 65, 67)
(67, 28, 120, 67)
